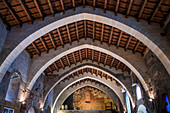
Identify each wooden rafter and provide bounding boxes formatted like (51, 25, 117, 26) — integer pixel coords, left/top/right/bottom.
(93, 21, 95, 41)
(72, 0, 75, 10)
(79, 50, 82, 63)
(84, 20, 87, 39)
(110, 58, 115, 68)
(0, 13, 10, 30)
(115, 0, 120, 16)
(83, 0, 86, 7)
(116, 61, 121, 70)
(66, 55, 71, 67)
(133, 41, 140, 52)
(92, 50, 94, 62)
(3, 0, 22, 27)
(25, 48, 33, 58)
(125, 36, 132, 50)
(40, 37, 48, 52)
(60, 0, 65, 13)
(75, 22, 79, 41)
(86, 48, 88, 61)
(137, 0, 147, 21)
(104, 0, 108, 13)
(122, 65, 126, 72)
(104, 54, 108, 66)
(109, 27, 114, 45)
(32, 42, 40, 56)
(34, 0, 44, 19)
(20, 0, 33, 23)
(98, 52, 101, 64)
(117, 31, 123, 47)
(66, 25, 72, 45)
(48, 66, 53, 73)
(101, 24, 104, 43)
(54, 62, 59, 71)
(57, 28, 64, 47)
(126, 0, 134, 18)
(149, 0, 162, 23)
(47, 0, 55, 16)
(93, 0, 96, 10)
(60, 59, 65, 69)
(48, 33, 56, 50)
(72, 53, 77, 64)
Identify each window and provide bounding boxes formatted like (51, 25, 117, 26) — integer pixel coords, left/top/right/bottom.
(126, 93, 131, 113)
(136, 85, 142, 100)
(3, 107, 14, 113)
(165, 96, 170, 112)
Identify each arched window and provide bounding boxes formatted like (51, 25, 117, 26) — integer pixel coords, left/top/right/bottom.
(5, 72, 21, 102)
(136, 85, 142, 100)
(126, 92, 131, 113)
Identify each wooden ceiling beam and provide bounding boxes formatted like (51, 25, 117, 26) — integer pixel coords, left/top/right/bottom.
(100, 24, 104, 44)
(126, 0, 134, 18)
(60, 0, 65, 13)
(47, 0, 55, 16)
(86, 48, 88, 61)
(32, 42, 41, 56)
(20, 0, 33, 24)
(93, 0, 96, 10)
(72, 53, 76, 65)
(0, 13, 10, 31)
(84, 20, 87, 39)
(25, 48, 33, 58)
(117, 31, 123, 47)
(54, 62, 59, 71)
(3, 0, 22, 27)
(66, 55, 71, 67)
(98, 52, 101, 64)
(83, 0, 86, 7)
(75, 22, 79, 41)
(66, 25, 72, 45)
(122, 65, 126, 72)
(48, 67, 53, 73)
(109, 27, 114, 45)
(133, 41, 140, 53)
(40, 37, 48, 53)
(110, 58, 115, 68)
(57, 28, 64, 47)
(149, 0, 162, 24)
(60, 59, 65, 69)
(72, 0, 75, 10)
(48, 33, 56, 50)
(104, 54, 108, 66)
(93, 21, 95, 41)
(34, 0, 44, 20)
(92, 50, 94, 62)
(104, 0, 108, 13)
(116, 61, 121, 70)
(115, 0, 120, 16)
(137, 0, 147, 21)
(125, 36, 132, 50)
(79, 50, 82, 63)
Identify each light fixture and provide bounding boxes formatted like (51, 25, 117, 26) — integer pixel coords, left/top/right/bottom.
(131, 83, 137, 87)
(149, 98, 153, 102)
(41, 108, 44, 111)
(121, 88, 126, 93)
(21, 101, 25, 104)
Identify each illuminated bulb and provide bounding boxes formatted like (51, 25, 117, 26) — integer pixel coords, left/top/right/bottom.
(22, 101, 25, 104)
(149, 98, 152, 102)
(41, 108, 44, 111)
(121, 88, 126, 93)
(131, 83, 137, 87)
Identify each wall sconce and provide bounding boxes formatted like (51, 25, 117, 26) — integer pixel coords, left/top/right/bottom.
(121, 88, 126, 93)
(131, 83, 137, 87)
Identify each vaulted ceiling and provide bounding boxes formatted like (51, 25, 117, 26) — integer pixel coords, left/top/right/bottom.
(0, 0, 169, 30)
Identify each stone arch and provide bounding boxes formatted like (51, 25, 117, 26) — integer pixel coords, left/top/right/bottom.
(0, 13, 169, 84)
(51, 75, 126, 112)
(56, 83, 121, 112)
(28, 44, 148, 93)
(43, 63, 134, 108)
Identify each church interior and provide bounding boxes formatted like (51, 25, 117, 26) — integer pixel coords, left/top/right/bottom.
(0, 0, 170, 113)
